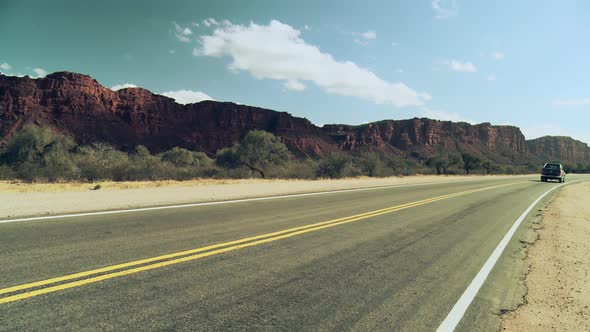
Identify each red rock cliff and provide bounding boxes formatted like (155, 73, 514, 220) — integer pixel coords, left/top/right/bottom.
(322, 119, 533, 163)
(2, 71, 587, 165)
(0, 72, 332, 157)
(527, 136, 590, 165)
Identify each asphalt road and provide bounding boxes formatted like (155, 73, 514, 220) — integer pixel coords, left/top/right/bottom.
(1, 175, 587, 331)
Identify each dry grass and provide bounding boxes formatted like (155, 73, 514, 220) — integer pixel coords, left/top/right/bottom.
(0, 179, 268, 193)
(0, 174, 526, 193)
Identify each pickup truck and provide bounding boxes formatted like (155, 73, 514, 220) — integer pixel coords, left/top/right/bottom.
(541, 163, 566, 183)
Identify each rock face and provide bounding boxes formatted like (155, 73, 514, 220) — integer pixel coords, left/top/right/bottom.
(527, 136, 590, 165)
(0, 72, 332, 157)
(323, 120, 532, 163)
(1, 71, 587, 165)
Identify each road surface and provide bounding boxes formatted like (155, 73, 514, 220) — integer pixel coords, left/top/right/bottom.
(1, 176, 586, 331)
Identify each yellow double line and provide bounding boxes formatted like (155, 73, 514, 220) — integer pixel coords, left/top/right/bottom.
(0, 181, 520, 304)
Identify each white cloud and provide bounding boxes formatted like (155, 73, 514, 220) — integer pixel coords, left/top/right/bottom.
(194, 20, 430, 107)
(173, 22, 193, 43)
(32, 68, 48, 78)
(0, 62, 11, 70)
(304, 24, 311, 31)
(487, 74, 496, 81)
(553, 98, 590, 106)
(284, 80, 306, 91)
(445, 60, 477, 73)
(396, 68, 404, 73)
(421, 107, 472, 123)
(432, 0, 459, 19)
(169, 50, 176, 54)
(202, 18, 219, 27)
(353, 30, 377, 45)
(391, 42, 399, 46)
(491, 51, 505, 60)
(361, 30, 376, 40)
(111, 83, 138, 91)
(161, 89, 214, 104)
(1, 72, 25, 77)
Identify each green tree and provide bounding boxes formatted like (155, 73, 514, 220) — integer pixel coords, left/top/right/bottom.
(426, 156, 445, 175)
(482, 161, 500, 174)
(129, 145, 167, 180)
(385, 156, 401, 175)
(426, 154, 463, 175)
(317, 153, 352, 178)
(219, 130, 292, 178)
(446, 154, 463, 174)
(160, 147, 195, 167)
(75, 143, 129, 181)
(358, 153, 381, 177)
(215, 146, 240, 168)
(461, 152, 482, 174)
(0, 126, 79, 181)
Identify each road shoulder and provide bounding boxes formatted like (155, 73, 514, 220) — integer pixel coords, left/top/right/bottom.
(500, 181, 590, 330)
(0, 175, 531, 219)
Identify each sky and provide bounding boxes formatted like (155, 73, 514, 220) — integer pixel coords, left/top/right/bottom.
(1, 0, 589, 143)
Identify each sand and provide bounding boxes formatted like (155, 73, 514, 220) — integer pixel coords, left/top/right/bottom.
(501, 181, 590, 331)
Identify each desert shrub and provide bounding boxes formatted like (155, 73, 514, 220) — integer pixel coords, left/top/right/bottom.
(75, 143, 130, 181)
(0, 126, 79, 181)
(482, 161, 502, 174)
(160, 147, 195, 167)
(125, 145, 169, 180)
(235, 130, 292, 178)
(269, 159, 318, 179)
(461, 153, 482, 174)
(426, 154, 463, 175)
(316, 153, 355, 178)
(356, 153, 383, 177)
(216, 145, 241, 168)
(215, 131, 292, 178)
(384, 156, 404, 176)
(0, 165, 16, 179)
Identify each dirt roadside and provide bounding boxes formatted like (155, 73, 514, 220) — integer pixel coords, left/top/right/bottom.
(0, 175, 531, 219)
(501, 181, 590, 331)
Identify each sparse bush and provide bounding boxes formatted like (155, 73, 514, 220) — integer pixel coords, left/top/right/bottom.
(235, 130, 292, 178)
(269, 159, 318, 179)
(482, 161, 500, 174)
(0, 126, 79, 181)
(317, 153, 354, 178)
(426, 154, 463, 175)
(0, 165, 16, 179)
(356, 153, 382, 177)
(216, 145, 241, 168)
(160, 147, 195, 167)
(75, 143, 130, 181)
(461, 153, 482, 174)
(0, 125, 551, 183)
(215, 131, 292, 178)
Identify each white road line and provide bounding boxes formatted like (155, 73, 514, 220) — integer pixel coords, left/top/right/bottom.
(0, 179, 507, 224)
(436, 182, 567, 332)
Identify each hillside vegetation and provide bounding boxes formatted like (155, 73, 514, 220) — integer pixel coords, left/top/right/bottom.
(3, 126, 581, 183)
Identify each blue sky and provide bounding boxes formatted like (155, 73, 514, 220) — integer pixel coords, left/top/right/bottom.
(1, 0, 589, 143)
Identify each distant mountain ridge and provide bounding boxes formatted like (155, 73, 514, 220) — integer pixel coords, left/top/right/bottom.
(1, 71, 589, 165)
(527, 136, 590, 165)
